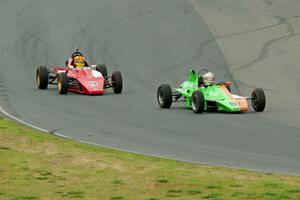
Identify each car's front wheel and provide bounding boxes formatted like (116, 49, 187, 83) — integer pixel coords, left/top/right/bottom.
(57, 73, 68, 95)
(191, 90, 205, 113)
(251, 88, 266, 112)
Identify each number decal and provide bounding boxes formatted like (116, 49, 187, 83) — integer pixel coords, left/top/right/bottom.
(89, 81, 97, 86)
(209, 91, 219, 96)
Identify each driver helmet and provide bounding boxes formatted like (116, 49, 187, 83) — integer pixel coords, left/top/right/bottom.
(203, 72, 215, 84)
(73, 55, 86, 68)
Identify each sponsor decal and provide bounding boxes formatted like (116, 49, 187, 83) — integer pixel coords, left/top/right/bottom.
(89, 81, 97, 86)
(209, 91, 219, 96)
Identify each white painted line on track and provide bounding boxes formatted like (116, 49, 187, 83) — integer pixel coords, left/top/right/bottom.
(54, 132, 72, 139)
(0, 106, 73, 140)
(0, 104, 79, 141)
(0, 106, 236, 173)
(0, 106, 222, 173)
(0, 105, 50, 133)
(0, 106, 287, 175)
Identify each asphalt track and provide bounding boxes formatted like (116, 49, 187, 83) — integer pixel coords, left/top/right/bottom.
(0, 0, 300, 175)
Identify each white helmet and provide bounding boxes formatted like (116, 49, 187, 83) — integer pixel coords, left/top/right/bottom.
(203, 72, 215, 84)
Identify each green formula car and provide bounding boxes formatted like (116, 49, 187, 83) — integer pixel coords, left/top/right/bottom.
(157, 68, 266, 113)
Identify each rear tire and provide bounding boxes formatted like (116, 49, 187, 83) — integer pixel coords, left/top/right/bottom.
(57, 73, 68, 95)
(191, 90, 205, 113)
(157, 84, 172, 108)
(111, 71, 123, 94)
(96, 64, 108, 78)
(251, 88, 266, 112)
(36, 66, 48, 89)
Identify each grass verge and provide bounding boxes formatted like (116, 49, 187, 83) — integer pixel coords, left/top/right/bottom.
(0, 117, 300, 200)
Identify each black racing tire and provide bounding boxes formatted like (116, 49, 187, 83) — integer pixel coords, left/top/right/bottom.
(157, 84, 172, 108)
(251, 88, 266, 112)
(111, 71, 123, 94)
(36, 66, 48, 89)
(96, 64, 108, 78)
(191, 90, 205, 113)
(57, 72, 68, 95)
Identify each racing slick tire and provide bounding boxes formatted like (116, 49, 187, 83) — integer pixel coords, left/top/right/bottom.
(251, 88, 266, 112)
(111, 71, 123, 94)
(57, 72, 68, 95)
(36, 66, 48, 89)
(157, 84, 172, 108)
(191, 90, 205, 113)
(96, 64, 108, 78)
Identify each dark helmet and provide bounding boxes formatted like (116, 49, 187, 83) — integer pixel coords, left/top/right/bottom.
(72, 48, 83, 58)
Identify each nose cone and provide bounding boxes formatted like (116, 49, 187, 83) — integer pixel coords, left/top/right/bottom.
(217, 99, 248, 112)
(235, 99, 249, 112)
(227, 101, 241, 112)
(78, 77, 105, 95)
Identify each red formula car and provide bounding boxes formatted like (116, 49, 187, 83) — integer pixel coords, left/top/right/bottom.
(36, 64, 122, 95)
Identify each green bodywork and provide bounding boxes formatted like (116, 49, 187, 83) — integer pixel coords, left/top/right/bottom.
(174, 70, 245, 112)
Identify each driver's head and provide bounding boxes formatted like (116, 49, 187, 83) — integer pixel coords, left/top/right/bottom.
(73, 55, 86, 68)
(72, 48, 83, 58)
(203, 72, 215, 84)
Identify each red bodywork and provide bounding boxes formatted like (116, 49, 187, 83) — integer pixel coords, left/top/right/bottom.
(50, 67, 105, 95)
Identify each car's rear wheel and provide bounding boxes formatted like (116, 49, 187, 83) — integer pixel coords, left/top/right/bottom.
(251, 88, 266, 112)
(191, 90, 205, 113)
(96, 64, 108, 78)
(111, 71, 123, 94)
(157, 84, 172, 108)
(57, 72, 68, 95)
(36, 66, 48, 89)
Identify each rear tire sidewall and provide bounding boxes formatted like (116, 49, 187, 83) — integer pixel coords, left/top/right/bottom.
(157, 84, 172, 108)
(251, 88, 266, 112)
(96, 64, 108, 78)
(57, 73, 68, 95)
(111, 71, 123, 94)
(191, 90, 205, 113)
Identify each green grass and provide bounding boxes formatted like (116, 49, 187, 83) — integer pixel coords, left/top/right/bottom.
(1, 117, 300, 199)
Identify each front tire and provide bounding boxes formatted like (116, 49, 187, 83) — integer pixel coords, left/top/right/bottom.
(251, 88, 266, 112)
(157, 84, 172, 108)
(36, 66, 48, 89)
(191, 90, 205, 113)
(111, 71, 123, 94)
(57, 73, 68, 95)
